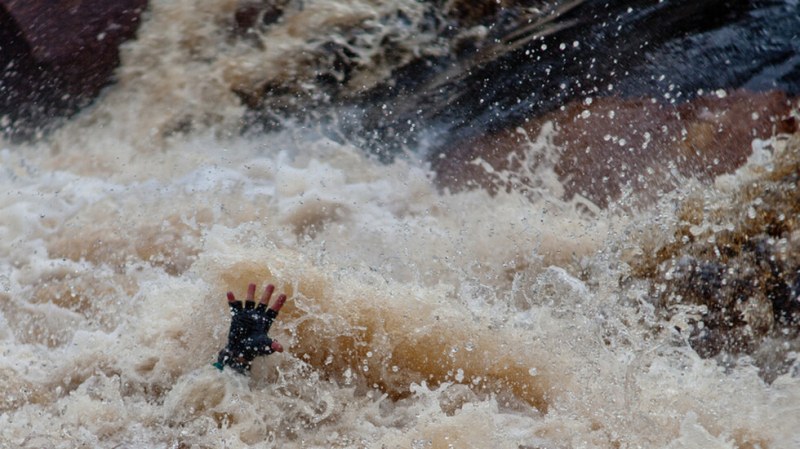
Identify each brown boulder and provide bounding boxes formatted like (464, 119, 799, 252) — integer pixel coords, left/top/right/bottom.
(433, 90, 796, 208)
(0, 0, 147, 136)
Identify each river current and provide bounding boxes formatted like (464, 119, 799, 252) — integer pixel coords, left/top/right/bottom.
(1, 1, 799, 448)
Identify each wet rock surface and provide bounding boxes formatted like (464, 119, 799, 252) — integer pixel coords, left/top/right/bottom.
(354, 0, 800, 155)
(234, 0, 289, 32)
(225, 1, 800, 153)
(433, 90, 796, 207)
(629, 134, 800, 381)
(0, 0, 147, 138)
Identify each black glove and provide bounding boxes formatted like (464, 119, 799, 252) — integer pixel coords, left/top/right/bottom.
(214, 283, 286, 374)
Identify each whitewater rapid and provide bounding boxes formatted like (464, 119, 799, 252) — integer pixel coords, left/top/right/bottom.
(1, 1, 799, 448)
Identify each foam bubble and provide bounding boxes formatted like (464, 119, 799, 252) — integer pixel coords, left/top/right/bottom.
(1, 1, 798, 447)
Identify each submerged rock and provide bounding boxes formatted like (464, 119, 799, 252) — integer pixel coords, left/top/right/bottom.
(630, 134, 800, 381)
(234, 0, 288, 32)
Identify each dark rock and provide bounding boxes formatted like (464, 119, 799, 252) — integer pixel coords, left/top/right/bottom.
(234, 0, 286, 33)
(356, 0, 800, 158)
(431, 90, 795, 208)
(234, 2, 263, 32)
(630, 139, 800, 381)
(228, 1, 800, 165)
(0, 0, 147, 138)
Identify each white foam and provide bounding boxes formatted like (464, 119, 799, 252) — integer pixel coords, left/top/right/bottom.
(1, 1, 798, 447)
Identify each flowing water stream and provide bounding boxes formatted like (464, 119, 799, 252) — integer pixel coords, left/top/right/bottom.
(1, 1, 799, 448)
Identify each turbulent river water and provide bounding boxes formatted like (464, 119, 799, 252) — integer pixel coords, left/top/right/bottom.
(1, 1, 800, 448)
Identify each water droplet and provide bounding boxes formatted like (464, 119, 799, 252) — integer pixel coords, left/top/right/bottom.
(343, 367, 352, 385)
(412, 439, 432, 449)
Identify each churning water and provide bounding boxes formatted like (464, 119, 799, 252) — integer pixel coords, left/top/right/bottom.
(1, 1, 799, 448)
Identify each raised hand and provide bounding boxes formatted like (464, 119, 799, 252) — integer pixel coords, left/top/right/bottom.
(214, 283, 288, 374)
